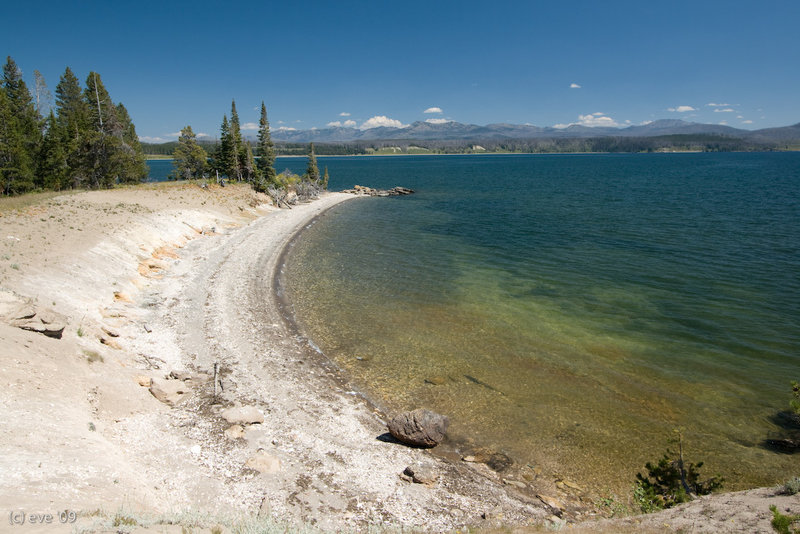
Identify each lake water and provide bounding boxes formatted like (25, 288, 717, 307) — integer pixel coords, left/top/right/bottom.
(279, 153, 800, 496)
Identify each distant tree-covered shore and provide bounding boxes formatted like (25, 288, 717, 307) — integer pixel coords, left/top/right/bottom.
(142, 133, 795, 158)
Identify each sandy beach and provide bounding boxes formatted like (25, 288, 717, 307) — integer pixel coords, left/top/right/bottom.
(0, 182, 795, 533)
(0, 183, 551, 532)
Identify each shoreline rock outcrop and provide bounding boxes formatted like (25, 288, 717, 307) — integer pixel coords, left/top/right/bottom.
(342, 185, 414, 197)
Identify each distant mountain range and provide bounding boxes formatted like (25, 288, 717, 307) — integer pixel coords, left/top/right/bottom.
(268, 119, 800, 144)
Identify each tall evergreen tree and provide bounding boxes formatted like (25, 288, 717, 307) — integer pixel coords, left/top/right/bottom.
(172, 125, 208, 180)
(2, 56, 40, 193)
(84, 71, 118, 135)
(305, 142, 320, 183)
(37, 111, 69, 190)
(55, 67, 86, 140)
(115, 103, 148, 183)
(0, 86, 34, 194)
(242, 141, 255, 183)
(216, 114, 234, 179)
(229, 99, 243, 181)
(256, 101, 276, 185)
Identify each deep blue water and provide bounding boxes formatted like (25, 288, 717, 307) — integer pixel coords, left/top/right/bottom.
(281, 153, 800, 493)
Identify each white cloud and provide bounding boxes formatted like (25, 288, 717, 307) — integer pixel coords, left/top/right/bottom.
(327, 120, 357, 128)
(196, 132, 209, 138)
(742, 120, 753, 124)
(138, 136, 171, 143)
(423, 107, 443, 114)
(570, 83, 581, 89)
(737, 115, 744, 119)
(719, 121, 728, 125)
(241, 122, 259, 130)
(339, 112, 351, 117)
(592, 112, 604, 116)
(668, 105, 696, 112)
(276, 126, 297, 131)
(554, 113, 621, 128)
(707, 102, 731, 107)
(713, 108, 735, 113)
(425, 118, 452, 124)
(359, 115, 408, 130)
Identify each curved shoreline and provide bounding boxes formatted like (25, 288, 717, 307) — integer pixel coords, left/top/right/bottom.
(2, 185, 791, 533)
(129, 191, 548, 530)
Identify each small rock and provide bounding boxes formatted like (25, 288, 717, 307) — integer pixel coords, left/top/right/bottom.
(403, 463, 438, 485)
(135, 375, 152, 387)
(462, 455, 478, 463)
(387, 408, 449, 448)
(221, 405, 264, 425)
(424, 376, 446, 385)
(503, 478, 526, 489)
(224, 425, 245, 440)
(149, 377, 191, 406)
(101, 325, 120, 337)
(246, 451, 281, 474)
(537, 494, 564, 514)
(143, 323, 152, 333)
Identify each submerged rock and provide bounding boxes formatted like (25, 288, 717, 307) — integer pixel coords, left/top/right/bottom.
(388, 408, 449, 448)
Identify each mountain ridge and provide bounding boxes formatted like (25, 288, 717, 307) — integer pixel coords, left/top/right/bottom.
(267, 119, 800, 144)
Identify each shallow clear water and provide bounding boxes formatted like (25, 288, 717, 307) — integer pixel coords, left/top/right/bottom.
(283, 153, 800, 494)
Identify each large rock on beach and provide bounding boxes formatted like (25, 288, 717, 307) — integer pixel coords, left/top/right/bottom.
(7, 302, 67, 339)
(388, 408, 449, 448)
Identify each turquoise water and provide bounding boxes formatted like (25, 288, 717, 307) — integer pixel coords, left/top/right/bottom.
(287, 153, 799, 494)
(284, 153, 800, 494)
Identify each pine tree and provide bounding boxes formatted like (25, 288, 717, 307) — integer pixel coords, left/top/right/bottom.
(228, 99, 243, 180)
(84, 71, 118, 135)
(216, 114, 234, 179)
(55, 67, 86, 140)
(37, 111, 69, 190)
(2, 56, 40, 193)
(54, 67, 87, 187)
(0, 86, 34, 194)
(115, 103, 148, 183)
(305, 142, 320, 183)
(172, 125, 208, 180)
(242, 141, 255, 183)
(256, 101, 276, 185)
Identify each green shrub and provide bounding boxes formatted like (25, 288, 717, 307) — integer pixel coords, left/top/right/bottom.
(634, 432, 723, 512)
(791, 381, 800, 416)
(770, 505, 800, 534)
(784, 477, 800, 495)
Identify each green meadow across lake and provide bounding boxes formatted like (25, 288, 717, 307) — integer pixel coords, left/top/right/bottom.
(275, 152, 799, 495)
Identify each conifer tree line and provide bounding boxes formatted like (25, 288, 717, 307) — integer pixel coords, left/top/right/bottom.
(0, 56, 147, 195)
(174, 99, 327, 196)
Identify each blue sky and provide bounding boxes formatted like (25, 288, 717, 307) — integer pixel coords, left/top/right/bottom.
(3, 0, 799, 142)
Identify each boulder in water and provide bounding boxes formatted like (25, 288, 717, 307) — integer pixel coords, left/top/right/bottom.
(387, 408, 449, 448)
